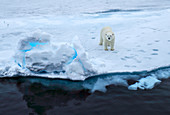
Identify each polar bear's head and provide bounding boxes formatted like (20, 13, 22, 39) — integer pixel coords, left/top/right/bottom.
(105, 32, 115, 41)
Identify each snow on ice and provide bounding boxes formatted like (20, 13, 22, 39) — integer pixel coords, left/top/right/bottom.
(0, 0, 170, 91)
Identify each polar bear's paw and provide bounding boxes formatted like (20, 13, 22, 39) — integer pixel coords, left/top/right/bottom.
(111, 49, 114, 51)
(105, 49, 108, 51)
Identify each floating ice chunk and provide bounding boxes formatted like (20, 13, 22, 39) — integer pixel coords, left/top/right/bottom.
(128, 75, 161, 90)
(14, 32, 96, 79)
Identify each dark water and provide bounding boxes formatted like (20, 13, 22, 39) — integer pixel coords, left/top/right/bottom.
(0, 77, 170, 115)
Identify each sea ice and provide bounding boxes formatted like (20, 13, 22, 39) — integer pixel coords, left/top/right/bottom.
(0, 0, 170, 91)
(128, 75, 161, 90)
(14, 32, 96, 80)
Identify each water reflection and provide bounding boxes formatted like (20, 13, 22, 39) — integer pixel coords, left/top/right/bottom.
(0, 77, 91, 115)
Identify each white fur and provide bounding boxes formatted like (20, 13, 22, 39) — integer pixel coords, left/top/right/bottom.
(99, 27, 115, 51)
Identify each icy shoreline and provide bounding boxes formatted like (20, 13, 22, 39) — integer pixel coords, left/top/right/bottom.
(1, 65, 169, 92)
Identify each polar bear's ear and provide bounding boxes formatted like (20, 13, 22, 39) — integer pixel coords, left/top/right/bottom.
(112, 33, 114, 36)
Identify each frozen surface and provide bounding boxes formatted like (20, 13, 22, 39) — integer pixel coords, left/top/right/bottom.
(0, 0, 170, 90)
(13, 32, 96, 80)
(128, 76, 161, 90)
(1, 0, 170, 18)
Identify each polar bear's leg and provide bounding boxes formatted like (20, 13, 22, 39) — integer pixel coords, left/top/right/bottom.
(111, 40, 115, 51)
(99, 34, 103, 45)
(108, 42, 110, 46)
(104, 41, 108, 51)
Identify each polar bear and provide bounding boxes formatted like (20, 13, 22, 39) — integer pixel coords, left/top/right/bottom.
(99, 27, 115, 51)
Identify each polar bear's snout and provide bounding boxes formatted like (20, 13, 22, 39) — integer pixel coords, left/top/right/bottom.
(105, 33, 114, 41)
